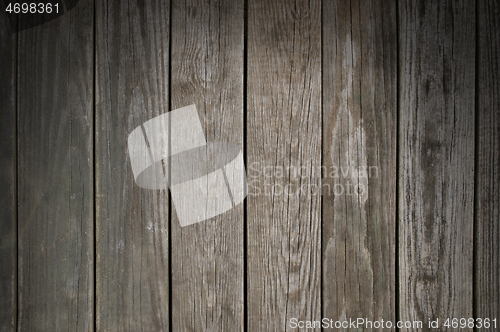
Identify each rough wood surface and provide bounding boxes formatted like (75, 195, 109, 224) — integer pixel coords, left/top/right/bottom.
(169, 0, 245, 330)
(398, 0, 476, 329)
(3, 2, 500, 330)
(0, 11, 16, 332)
(95, 0, 171, 330)
(16, 0, 94, 330)
(322, 0, 397, 327)
(246, 0, 322, 330)
(476, 0, 500, 323)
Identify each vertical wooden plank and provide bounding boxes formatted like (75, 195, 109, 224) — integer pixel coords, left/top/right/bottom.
(322, 0, 397, 327)
(247, 0, 322, 330)
(95, 1, 170, 331)
(399, 0, 475, 329)
(0, 11, 16, 332)
(476, 0, 500, 323)
(170, 0, 244, 330)
(16, 0, 94, 330)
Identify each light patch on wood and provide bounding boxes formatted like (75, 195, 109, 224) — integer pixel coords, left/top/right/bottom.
(329, 35, 368, 205)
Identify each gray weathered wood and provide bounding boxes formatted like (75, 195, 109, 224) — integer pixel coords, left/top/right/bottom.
(247, 0, 322, 330)
(95, 1, 171, 330)
(322, 0, 397, 327)
(399, 0, 475, 329)
(16, 0, 94, 330)
(169, 0, 244, 330)
(5, 2, 500, 329)
(476, 0, 500, 323)
(0, 12, 16, 332)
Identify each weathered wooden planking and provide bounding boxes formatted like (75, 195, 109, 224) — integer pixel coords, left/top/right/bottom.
(399, 0, 475, 329)
(322, 0, 397, 327)
(476, 0, 500, 323)
(0, 12, 16, 332)
(95, 1, 171, 330)
(169, 0, 244, 330)
(247, 0, 322, 330)
(16, 0, 94, 330)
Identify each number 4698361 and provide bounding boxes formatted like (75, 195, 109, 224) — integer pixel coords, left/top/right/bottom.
(6, 3, 59, 14)
(443, 318, 497, 329)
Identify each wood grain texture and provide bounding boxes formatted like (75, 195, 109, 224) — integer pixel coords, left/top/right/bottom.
(0, 11, 16, 332)
(247, 0, 322, 330)
(399, 0, 475, 329)
(16, 0, 94, 330)
(169, 0, 244, 330)
(95, 1, 171, 331)
(322, 0, 397, 327)
(476, 0, 500, 322)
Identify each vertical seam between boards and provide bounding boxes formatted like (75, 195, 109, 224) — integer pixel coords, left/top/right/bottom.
(168, 0, 173, 330)
(243, 0, 248, 330)
(395, 0, 401, 329)
(320, 0, 324, 329)
(92, 0, 97, 330)
(15, 12, 19, 332)
(473, 1, 479, 329)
